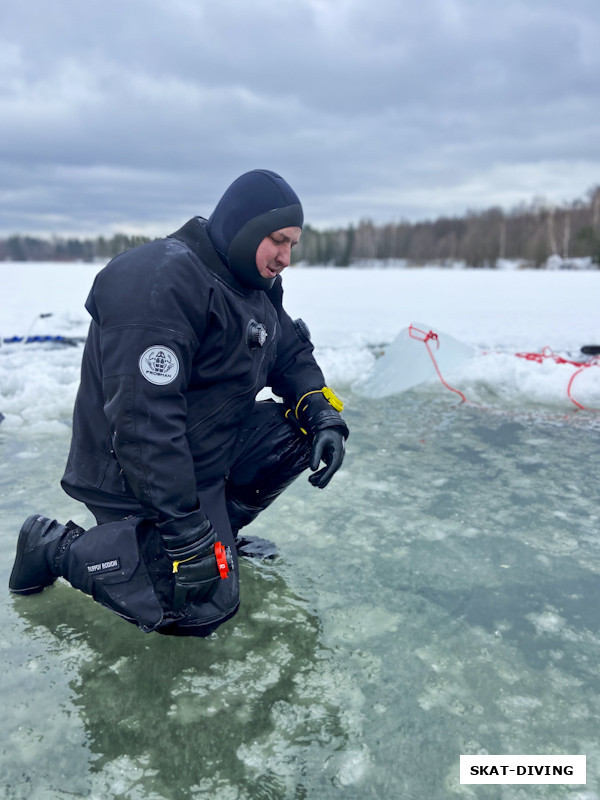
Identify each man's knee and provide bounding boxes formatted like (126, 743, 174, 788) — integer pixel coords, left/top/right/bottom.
(228, 401, 311, 490)
(226, 403, 311, 530)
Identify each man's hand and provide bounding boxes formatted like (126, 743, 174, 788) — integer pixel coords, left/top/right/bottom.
(308, 428, 345, 489)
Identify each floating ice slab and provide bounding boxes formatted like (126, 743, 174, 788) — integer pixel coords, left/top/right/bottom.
(353, 322, 474, 398)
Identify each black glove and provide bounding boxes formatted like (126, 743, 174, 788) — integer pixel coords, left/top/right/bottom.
(161, 518, 222, 610)
(292, 390, 349, 488)
(309, 427, 346, 488)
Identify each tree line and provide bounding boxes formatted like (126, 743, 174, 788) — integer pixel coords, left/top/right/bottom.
(294, 186, 600, 267)
(2, 186, 599, 267)
(0, 233, 151, 263)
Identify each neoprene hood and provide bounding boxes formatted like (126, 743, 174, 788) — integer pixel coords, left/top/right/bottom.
(206, 169, 304, 290)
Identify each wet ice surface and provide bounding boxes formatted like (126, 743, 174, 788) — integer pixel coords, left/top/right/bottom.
(1, 382, 600, 800)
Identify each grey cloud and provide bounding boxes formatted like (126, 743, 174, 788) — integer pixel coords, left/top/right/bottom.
(1, 0, 599, 235)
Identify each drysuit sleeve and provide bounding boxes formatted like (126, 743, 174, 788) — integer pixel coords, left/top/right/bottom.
(88, 245, 210, 541)
(99, 324, 208, 536)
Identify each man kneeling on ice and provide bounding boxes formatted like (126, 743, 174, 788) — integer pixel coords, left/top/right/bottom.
(9, 170, 348, 636)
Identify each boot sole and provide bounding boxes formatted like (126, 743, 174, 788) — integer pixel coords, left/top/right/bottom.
(9, 514, 57, 595)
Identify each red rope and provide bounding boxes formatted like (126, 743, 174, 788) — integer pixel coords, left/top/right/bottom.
(405, 329, 600, 411)
(515, 346, 591, 368)
(408, 325, 467, 403)
(515, 347, 600, 411)
(567, 368, 587, 410)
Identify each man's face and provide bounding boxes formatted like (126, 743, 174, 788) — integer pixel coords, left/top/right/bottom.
(255, 226, 302, 280)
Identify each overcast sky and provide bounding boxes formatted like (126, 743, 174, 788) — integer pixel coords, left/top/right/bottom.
(1, 0, 599, 237)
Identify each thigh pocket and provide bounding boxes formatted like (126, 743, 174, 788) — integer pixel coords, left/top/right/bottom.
(68, 516, 165, 632)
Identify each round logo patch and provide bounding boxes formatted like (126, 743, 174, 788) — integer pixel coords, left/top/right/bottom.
(139, 346, 180, 385)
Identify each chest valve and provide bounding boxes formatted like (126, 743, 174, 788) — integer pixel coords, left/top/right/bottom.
(247, 320, 268, 349)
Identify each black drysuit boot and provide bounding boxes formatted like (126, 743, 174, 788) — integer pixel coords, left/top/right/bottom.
(9, 515, 84, 595)
(233, 532, 278, 559)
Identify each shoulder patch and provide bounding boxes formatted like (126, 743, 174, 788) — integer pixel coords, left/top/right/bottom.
(139, 346, 180, 385)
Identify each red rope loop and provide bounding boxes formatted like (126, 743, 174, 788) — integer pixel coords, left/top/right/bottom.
(409, 325, 439, 348)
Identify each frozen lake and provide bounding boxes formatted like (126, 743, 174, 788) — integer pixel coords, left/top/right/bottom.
(1, 263, 599, 798)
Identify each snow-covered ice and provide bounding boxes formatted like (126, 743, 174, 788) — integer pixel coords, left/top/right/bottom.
(2, 261, 600, 429)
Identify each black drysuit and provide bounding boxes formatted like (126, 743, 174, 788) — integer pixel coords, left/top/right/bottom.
(60, 216, 347, 635)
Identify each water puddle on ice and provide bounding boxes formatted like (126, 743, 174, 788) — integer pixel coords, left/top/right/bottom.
(1, 384, 599, 799)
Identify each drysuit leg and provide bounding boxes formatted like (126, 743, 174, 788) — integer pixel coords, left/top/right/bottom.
(81, 481, 240, 637)
(225, 400, 311, 533)
(53, 401, 307, 635)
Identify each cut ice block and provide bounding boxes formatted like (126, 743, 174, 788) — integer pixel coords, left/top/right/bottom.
(353, 323, 474, 398)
